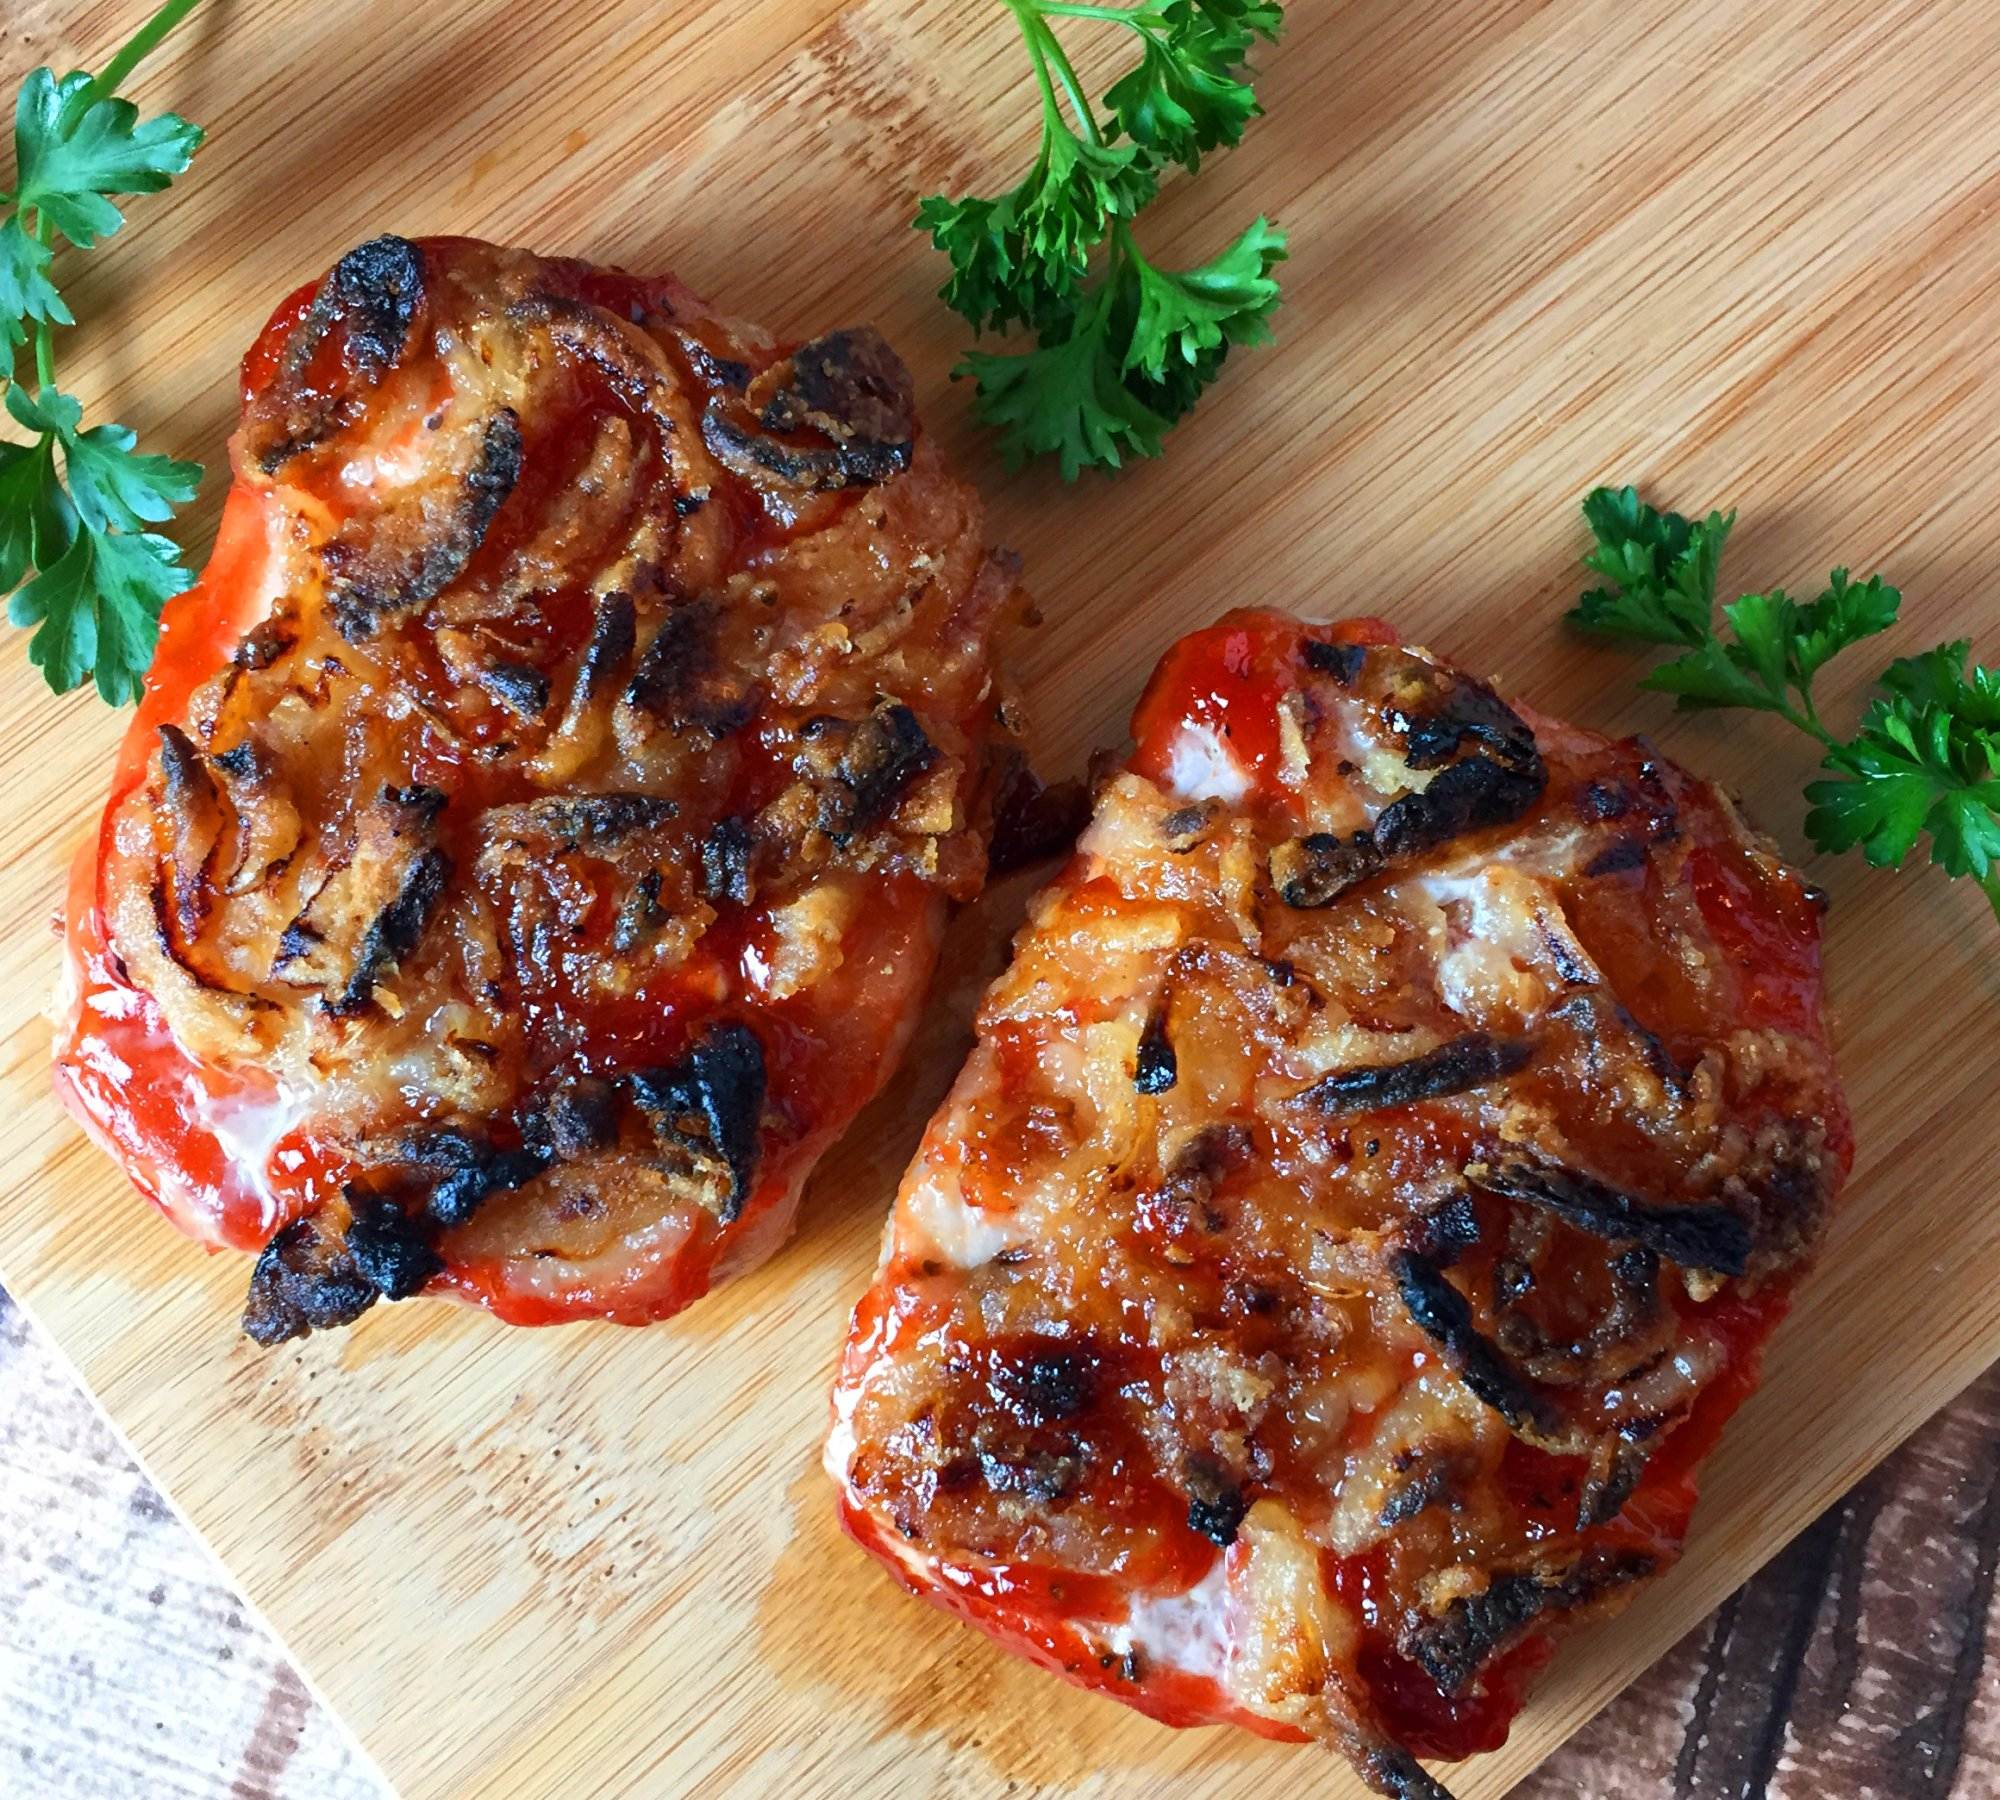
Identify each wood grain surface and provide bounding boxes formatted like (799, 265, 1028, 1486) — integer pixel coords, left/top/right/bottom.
(2, 1, 1999, 1796)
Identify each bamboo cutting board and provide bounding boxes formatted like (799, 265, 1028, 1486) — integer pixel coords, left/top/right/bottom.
(3, 0, 2000, 1794)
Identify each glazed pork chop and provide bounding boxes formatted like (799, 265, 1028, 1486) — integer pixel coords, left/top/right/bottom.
(54, 236, 1026, 1343)
(829, 610, 1847, 1796)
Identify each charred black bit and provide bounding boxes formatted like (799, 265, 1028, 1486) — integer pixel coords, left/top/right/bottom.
(1269, 830, 1383, 908)
(1409, 1191, 1482, 1267)
(1152, 1122, 1253, 1234)
(761, 328, 917, 445)
(1292, 1033, 1533, 1116)
(986, 752, 1088, 875)
(1400, 1549, 1655, 1695)
(796, 703, 937, 844)
(678, 336, 751, 392)
(572, 590, 638, 703)
(1302, 638, 1367, 685)
(401, 1130, 552, 1229)
(1184, 1457, 1248, 1546)
(235, 618, 297, 670)
(1159, 801, 1217, 850)
(1390, 1249, 1558, 1438)
(1398, 677, 1539, 773)
(700, 816, 756, 904)
(629, 1021, 768, 1222)
(1577, 1436, 1650, 1529)
(325, 235, 427, 373)
(1473, 1150, 1751, 1277)
(991, 1350, 1096, 1423)
(1359, 1748, 1459, 1800)
(673, 489, 709, 517)
(476, 660, 549, 717)
(611, 868, 669, 954)
(622, 599, 751, 736)
(1372, 753, 1547, 858)
(1133, 1004, 1178, 1094)
(531, 1076, 621, 1160)
(324, 409, 524, 638)
(977, 1443, 1084, 1504)
(344, 1195, 444, 1300)
(1578, 778, 1631, 821)
(488, 791, 676, 851)
(701, 404, 912, 492)
(241, 1217, 377, 1344)
(332, 851, 450, 1016)
(1377, 1455, 1463, 1528)
(1583, 838, 1649, 877)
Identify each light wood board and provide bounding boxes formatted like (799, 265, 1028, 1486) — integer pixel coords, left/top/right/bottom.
(3, 0, 1999, 1794)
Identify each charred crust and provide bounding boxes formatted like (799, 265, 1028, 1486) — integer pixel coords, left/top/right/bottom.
(1373, 753, 1546, 859)
(235, 619, 296, 670)
(700, 403, 913, 492)
(623, 599, 751, 736)
(1270, 830, 1383, 907)
(343, 1195, 444, 1300)
(530, 1077, 621, 1160)
(403, 1131, 551, 1229)
(1390, 1248, 1558, 1438)
(676, 336, 751, 392)
(241, 1217, 377, 1344)
(476, 660, 549, 717)
(699, 816, 756, 904)
(1359, 1748, 1458, 1800)
(1376, 1457, 1461, 1528)
(573, 590, 638, 703)
(1292, 1032, 1533, 1116)
(1159, 801, 1218, 850)
(1133, 1005, 1178, 1095)
(1183, 1457, 1247, 1546)
(629, 1021, 768, 1222)
(612, 867, 668, 953)
(1473, 1150, 1751, 1277)
(1582, 837, 1648, 877)
(986, 753, 1088, 876)
(1408, 1190, 1482, 1267)
(326, 235, 427, 373)
(1397, 677, 1539, 774)
(325, 408, 523, 639)
(1400, 1548, 1654, 1695)
(486, 791, 675, 851)
(990, 1350, 1096, 1424)
(796, 702, 938, 844)
(758, 327, 916, 450)
(330, 844, 450, 1015)
(1302, 638, 1368, 685)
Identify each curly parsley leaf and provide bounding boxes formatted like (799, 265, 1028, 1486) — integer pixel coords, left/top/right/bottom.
(0, 0, 208, 703)
(1574, 486, 2000, 924)
(1569, 486, 1733, 648)
(917, 0, 1285, 476)
(1103, 1, 1280, 174)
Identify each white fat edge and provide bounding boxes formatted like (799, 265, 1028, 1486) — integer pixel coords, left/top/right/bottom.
(196, 1080, 310, 1237)
(1097, 1553, 1232, 1682)
(1403, 857, 1602, 1021)
(1162, 723, 1252, 805)
(898, 1159, 1033, 1269)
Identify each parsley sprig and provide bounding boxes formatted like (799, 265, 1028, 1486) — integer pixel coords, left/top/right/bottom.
(1572, 486, 2000, 925)
(1, 0, 206, 704)
(918, 0, 1286, 478)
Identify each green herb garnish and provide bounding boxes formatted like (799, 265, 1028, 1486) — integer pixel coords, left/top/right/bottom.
(918, 0, 1286, 478)
(1, 0, 206, 704)
(1573, 485, 2000, 924)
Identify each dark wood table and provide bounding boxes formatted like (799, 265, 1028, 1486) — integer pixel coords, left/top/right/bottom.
(2, 1280, 1992, 1798)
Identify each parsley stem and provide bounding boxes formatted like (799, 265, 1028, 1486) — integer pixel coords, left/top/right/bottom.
(1981, 870, 2000, 926)
(1033, 2, 1144, 22)
(90, 0, 206, 110)
(1015, 5, 1107, 147)
(30, 213, 56, 393)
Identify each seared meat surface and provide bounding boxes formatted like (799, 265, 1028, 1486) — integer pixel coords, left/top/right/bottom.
(829, 611, 1847, 1796)
(55, 236, 1025, 1341)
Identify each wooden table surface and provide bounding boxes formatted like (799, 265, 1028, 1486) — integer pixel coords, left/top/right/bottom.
(4, 1278, 1993, 1798)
